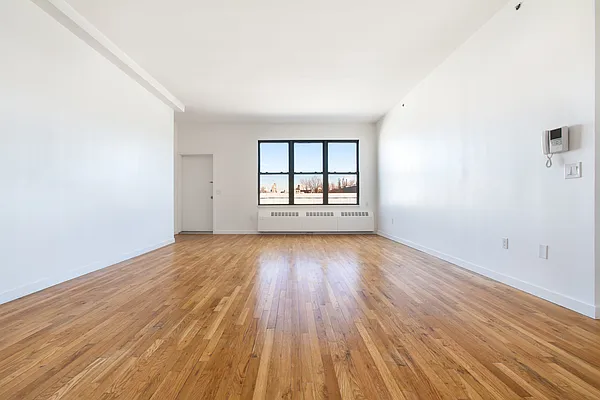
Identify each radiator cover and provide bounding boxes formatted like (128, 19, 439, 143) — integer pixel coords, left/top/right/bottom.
(257, 209, 374, 233)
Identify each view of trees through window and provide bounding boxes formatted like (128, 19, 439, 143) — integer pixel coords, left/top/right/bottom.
(259, 141, 358, 205)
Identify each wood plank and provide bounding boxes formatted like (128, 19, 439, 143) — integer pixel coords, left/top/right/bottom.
(0, 234, 598, 399)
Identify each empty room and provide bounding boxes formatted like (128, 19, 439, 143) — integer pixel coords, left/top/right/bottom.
(2, 0, 600, 399)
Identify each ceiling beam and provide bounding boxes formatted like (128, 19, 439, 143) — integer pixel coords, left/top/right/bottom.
(31, 0, 185, 112)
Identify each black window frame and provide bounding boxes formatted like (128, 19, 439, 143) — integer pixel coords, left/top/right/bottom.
(258, 139, 359, 206)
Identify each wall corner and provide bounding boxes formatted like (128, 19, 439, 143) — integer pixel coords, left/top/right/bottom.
(595, 0, 600, 316)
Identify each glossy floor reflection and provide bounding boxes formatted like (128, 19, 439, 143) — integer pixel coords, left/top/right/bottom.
(1, 234, 599, 399)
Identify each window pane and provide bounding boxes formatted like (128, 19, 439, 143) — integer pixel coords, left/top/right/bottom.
(328, 174, 357, 204)
(294, 175, 323, 205)
(259, 175, 289, 204)
(260, 142, 288, 173)
(294, 143, 323, 173)
(328, 142, 357, 172)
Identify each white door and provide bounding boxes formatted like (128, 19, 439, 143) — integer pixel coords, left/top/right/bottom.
(182, 155, 213, 232)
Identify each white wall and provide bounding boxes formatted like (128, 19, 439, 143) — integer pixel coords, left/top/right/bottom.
(378, 0, 597, 317)
(174, 117, 180, 234)
(0, 0, 175, 304)
(595, 0, 600, 319)
(176, 121, 377, 234)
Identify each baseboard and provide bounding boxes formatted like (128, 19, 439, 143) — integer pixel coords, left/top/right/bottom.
(214, 230, 376, 235)
(0, 238, 175, 306)
(258, 231, 376, 235)
(377, 231, 597, 319)
(213, 230, 260, 235)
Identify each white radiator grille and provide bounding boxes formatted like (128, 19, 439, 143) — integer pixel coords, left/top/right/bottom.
(306, 211, 334, 217)
(340, 211, 369, 217)
(270, 211, 299, 217)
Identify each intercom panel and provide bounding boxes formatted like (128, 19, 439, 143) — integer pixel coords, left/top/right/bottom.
(542, 126, 569, 155)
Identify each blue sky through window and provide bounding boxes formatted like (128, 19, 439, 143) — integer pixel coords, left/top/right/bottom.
(260, 142, 356, 173)
(260, 142, 288, 173)
(294, 143, 322, 172)
(328, 143, 357, 172)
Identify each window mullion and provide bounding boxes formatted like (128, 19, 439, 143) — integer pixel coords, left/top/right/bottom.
(323, 141, 328, 205)
(289, 141, 294, 205)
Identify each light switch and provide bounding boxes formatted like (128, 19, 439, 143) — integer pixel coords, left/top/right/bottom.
(565, 162, 582, 179)
(539, 245, 548, 260)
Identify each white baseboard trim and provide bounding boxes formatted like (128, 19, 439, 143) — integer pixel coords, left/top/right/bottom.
(377, 231, 597, 319)
(258, 231, 376, 235)
(213, 230, 260, 235)
(214, 231, 376, 235)
(0, 238, 175, 306)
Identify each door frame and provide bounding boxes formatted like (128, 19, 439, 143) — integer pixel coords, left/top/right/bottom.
(177, 153, 215, 234)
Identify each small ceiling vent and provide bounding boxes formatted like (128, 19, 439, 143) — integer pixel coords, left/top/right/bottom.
(270, 211, 299, 217)
(306, 211, 334, 217)
(341, 211, 369, 217)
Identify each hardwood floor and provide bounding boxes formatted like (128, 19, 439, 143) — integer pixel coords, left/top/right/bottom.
(1, 234, 600, 399)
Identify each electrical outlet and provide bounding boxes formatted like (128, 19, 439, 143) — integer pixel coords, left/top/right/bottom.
(502, 238, 509, 250)
(391, 218, 394, 225)
(539, 245, 549, 259)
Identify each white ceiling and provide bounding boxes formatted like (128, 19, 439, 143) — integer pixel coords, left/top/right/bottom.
(65, 0, 508, 122)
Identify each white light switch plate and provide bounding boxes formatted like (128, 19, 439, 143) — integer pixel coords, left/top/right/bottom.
(539, 245, 548, 259)
(565, 162, 582, 179)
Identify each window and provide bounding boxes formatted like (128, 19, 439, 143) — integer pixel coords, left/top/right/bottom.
(259, 142, 289, 205)
(327, 142, 358, 205)
(258, 140, 359, 205)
